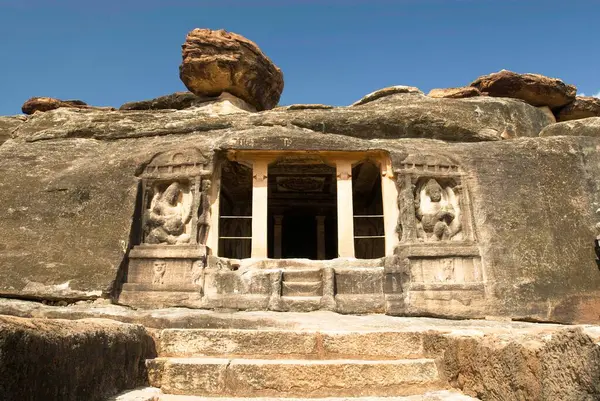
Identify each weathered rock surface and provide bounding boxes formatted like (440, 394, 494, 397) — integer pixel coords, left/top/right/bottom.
(180, 28, 283, 111)
(352, 86, 423, 106)
(12, 94, 553, 143)
(0, 314, 154, 401)
(441, 328, 600, 400)
(119, 92, 256, 114)
(120, 92, 213, 110)
(556, 96, 600, 122)
(1, 92, 598, 323)
(1, 131, 600, 323)
(281, 103, 334, 110)
(0, 115, 25, 145)
(427, 87, 481, 99)
(3, 301, 593, 401)
(22, 96, 115, 115)
(470, 70, 577, 109)
(539, 117, 600, 137)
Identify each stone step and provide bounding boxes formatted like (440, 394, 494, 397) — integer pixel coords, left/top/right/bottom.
(157, 328, 427, 359)
(110, 387, 479, 401)
(282, 281, 323, 296)
(282, 269, 322, 283)
(147, 357, 444, 397)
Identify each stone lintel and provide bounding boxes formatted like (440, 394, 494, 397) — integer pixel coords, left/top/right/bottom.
(122, 283, 199, 292)
(409, 282, 485, 292)
(396, 243, 480, 258)
(130, 244, 207, 259)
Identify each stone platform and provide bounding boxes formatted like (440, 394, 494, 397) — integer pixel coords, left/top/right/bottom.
(111, 387, 478, 400)
(2, 299, 600, 400)
(6, 298, 599, 400)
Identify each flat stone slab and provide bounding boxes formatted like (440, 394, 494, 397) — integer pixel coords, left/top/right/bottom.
(147, 357, 443, 397)
(158, 328, 426, 359)
(3, 298, 599, 338)
(110, 387, 480, 400)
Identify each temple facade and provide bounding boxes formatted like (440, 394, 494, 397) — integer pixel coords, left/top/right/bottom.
(118, 138, 487, 318)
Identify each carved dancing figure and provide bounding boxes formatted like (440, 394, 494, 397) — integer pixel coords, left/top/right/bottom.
(152, 261, 167, 284)
(197, 179, 211, 245)
(415, 179, 462, 241)
(145, 182, 192, 245)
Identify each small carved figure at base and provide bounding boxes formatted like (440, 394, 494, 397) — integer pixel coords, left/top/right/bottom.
(415, 179, 462, 242)
(152, 261, 167, 285)
(191, 260, 204, 286)
(145, 182, 192, 245)
(197, 179, 212, 245)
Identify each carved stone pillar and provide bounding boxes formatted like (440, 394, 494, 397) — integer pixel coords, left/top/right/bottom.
(316, 215, 326, 260)
(274, 215, 283, 259)
(336, 160, 355, 258)
(251, 160, 269, 258)
(206, 162, 221, 255)
(381, 162, 400, 256)
(398, 174, 418, 242)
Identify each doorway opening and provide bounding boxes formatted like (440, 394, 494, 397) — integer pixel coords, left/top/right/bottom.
(218, 159, 252, 259)
(267, 158, 338, 259)
(352, 160, 385, 259)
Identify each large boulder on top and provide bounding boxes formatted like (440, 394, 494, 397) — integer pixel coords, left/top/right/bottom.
(556, 96, 600, 122)
(470, 70, 577, 109)
(22, 97, 114, 115)
(179, 28, 284, 111)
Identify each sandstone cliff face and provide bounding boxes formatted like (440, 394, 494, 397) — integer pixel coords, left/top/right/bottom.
(180, 29, 284, 111)
(540, 117, 600, 138)
(1, 92, 600, 323)
(0, 315, 154, 401)
(0, 115, 25, 145)
(12, 93, 553, 142)
(440, 328, 600, 400)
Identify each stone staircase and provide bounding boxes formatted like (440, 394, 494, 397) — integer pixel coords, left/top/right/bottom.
(281, 269, 323, 297)
(127, 327, 476, 400)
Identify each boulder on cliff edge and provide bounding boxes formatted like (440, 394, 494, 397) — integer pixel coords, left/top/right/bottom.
(556, 96, 600, 122)
(470, 70, 576, 109)
(22, 97, 114, 115)
(428, 87, 481, 99)
(180, 28, 284, 111)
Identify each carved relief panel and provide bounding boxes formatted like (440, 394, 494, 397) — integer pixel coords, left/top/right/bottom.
(139, 148, 213, 246)
(395, 154, 475, 244)
(386, 153, 484, 316)
(120, 148, 214, 306)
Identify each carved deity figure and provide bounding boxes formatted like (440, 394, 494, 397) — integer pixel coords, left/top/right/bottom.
(152, 261, 167, 284)
(415, 179, 462, 242)
(197, 179, 211, 245)
(145, 182, 192, 245)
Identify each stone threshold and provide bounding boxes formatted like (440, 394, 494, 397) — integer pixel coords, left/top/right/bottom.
(109, 387, 480, 401)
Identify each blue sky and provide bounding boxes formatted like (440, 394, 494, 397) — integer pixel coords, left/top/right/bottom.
(0, 0, 598, 115)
